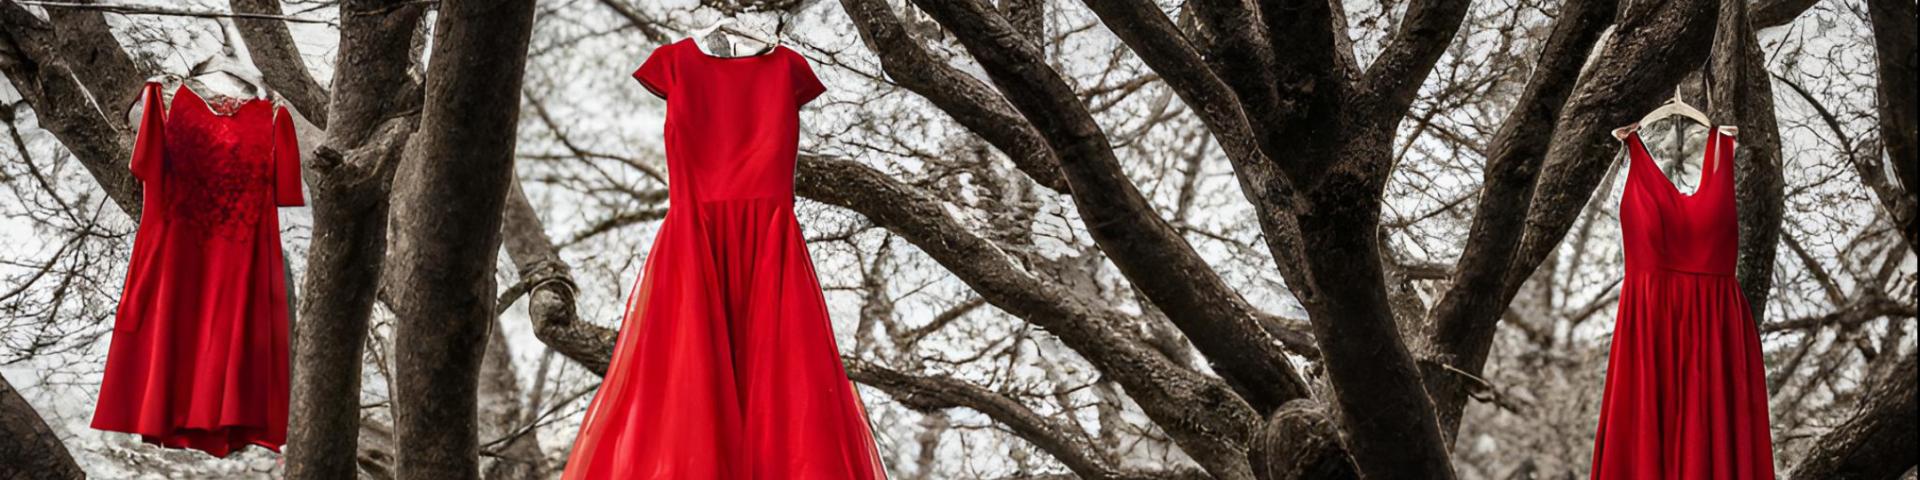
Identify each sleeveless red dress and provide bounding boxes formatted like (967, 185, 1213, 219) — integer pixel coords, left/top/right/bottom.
(1590, 126, 1776, 478)
(92, 83, 301, 457)
(562, 39, 887, 479)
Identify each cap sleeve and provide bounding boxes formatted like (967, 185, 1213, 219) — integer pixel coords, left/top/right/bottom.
(272, 107, 307, 206)
(633, 44, 675, 100)
(791, 51, 826, 107)
(129, 82, 167, 182)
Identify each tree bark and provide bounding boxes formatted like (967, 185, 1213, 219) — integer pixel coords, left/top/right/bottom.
(1867, 0, 1918, 254)
(1790, 353, 1918, 479)
(905, 0, 1307, 428)
(384, 0, 536, 477)
(1420, 0, 1618, 441)
(230, 0, 331, 128)
(478, 318, 544, 480)
(0, 376, 82, 480)
(1709, 0, 1786, 322)
(284, 2, 425, 477)
(0, 2, 142, 216)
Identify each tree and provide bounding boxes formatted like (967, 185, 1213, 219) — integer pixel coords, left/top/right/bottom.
(383, 0, 537, 477)
(1, 0, 1914, 477)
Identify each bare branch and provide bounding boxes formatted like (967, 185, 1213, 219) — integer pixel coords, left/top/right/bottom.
(16, 0, 336, 24)
(1355, 0, 1473, 122)
(231, 0, 333, 127)
(836, 0, 1067, 191)
(905, 0, 1308, 428)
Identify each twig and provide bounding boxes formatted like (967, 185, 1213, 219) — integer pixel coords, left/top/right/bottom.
(12, 1, 333, 24)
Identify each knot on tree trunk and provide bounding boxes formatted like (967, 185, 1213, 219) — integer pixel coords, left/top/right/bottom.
(1250, 399, 1357, 480)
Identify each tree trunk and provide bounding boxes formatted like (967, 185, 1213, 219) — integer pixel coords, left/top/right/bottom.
(284, 1, 426, 477)
(1710, 0, 1786, 322)
(1867, 0, 1918, 254)
(478, 318, 545, 480)
(384, 0, 536, 477)
(0, 376, 82, 480)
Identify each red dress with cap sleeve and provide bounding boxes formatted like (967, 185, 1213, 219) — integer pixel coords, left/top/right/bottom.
(562, 40, 887, 479)
(92, 82, 301, 457)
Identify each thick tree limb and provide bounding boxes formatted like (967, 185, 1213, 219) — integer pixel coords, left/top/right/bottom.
(1355, 0, 1473, 122)
(1790, 352, 1918, 479)
(37, 0, 144, 130)
(1867, 0, 1918, 254)
(1507, 0, 1722, 299)
(1420, 0, 1619, 441)
(1752, 0, 1820, 29)
(905, 0, 1306, 432)
(500, 177, 615, 375)
(0, 375, 82, 480)
(1186, 0, 1286, 148)
(230, 0, 332, 127)
(1074, 0, 1288, 195)
(0, 2, 141, 215)
(1710, 0, 1786, 322)
(835, 0, 1067, 192)
(796, 155, 1261, 477)
(383, 0, 537, 477)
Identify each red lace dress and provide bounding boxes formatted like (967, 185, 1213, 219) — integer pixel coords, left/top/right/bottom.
(562, 39, 888, 479)
(1590, 126, 1776, 478)
(92, 82, 302, 457)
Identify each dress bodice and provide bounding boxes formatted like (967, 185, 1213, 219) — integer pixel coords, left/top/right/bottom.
(633, 39, 826, 206)
(1618, 126, 1740, 277)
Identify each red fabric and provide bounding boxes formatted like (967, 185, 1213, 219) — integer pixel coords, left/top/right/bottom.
(563, 40, 886, 479)
(92, 83, 297, 457)
(1590, 127, 1777, 479)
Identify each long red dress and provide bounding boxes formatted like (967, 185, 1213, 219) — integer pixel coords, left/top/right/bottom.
(562, 39, 887, 479)
(1590, 125, 1776, 478)
(92, 82, 301, 457)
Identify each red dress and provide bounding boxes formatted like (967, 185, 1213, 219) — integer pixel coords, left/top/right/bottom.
(1590, 126, 1776, 478)
(92, 83, 301, 457)
(562, 39, 887, 479)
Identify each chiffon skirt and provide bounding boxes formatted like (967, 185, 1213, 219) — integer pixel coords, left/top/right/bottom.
(1591, 270, 1776, 479)
(563, 198, 886, 479)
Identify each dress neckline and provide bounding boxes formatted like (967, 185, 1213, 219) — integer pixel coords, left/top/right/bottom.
(1624, 127, 1726, 200)
(170, 83, 271, 118)
(684, 37, 782, 61)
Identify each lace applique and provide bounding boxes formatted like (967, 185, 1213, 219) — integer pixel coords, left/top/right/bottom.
(165, 109, 273, 242)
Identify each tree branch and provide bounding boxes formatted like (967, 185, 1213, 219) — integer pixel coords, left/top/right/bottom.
(1420, 0, 1617, 441)
(383, 0, 537, 476)
(0, 376, 82, 480)
(1355, 0, 1473, 122)
(16, 0, 336, 24)
(846, 361, 1121, 479)
(0, 1, 142, 215)
(796, 154, 1262, 478)
(905, 0, 1308, 426)
(1789, 352, 1918, 479)
(231, 0, 333, 127)
(835, 0, 1067, 192)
